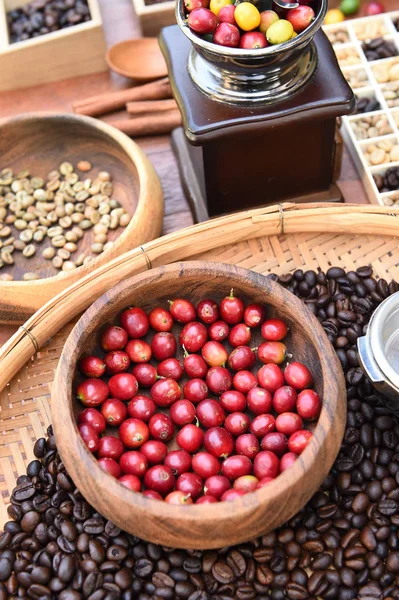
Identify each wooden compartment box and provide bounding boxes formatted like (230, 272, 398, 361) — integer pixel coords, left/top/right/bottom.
(132, 0, 175, 37)
(0, 0, 107, 92)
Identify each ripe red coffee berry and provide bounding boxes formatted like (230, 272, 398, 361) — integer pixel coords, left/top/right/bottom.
(176, 472, 203, 499)
(177, 424, 204, 453)
(127, 395, 156, 422)
(157, 358, 184, 381)
(296, 389, 321, 420)
(165, 491, 193, 505)
(108, 373, 138, 401)
(119, 451, 148, 477)
(140, 440, 168, 464)
(204, 427, 234, 458)
(258, 342, 287, 365)
(228, 346, 256, 371)
(164, 450, 192, 476)
(183, 353, 208, 379)
(261, 432, 288, 457)
(209, 320, 230, 342)
(101, 326, 128, 351)
(280, 452, 297, 472)
(206, 367, 233, 395)
(98, 457, 121, 478)
(233, 475, 259, 493)
(284, 362, 313, 390)
(197, 399, 225, 428)
(143, 490, 162, 500)
(201, 341, 228, 367)
(151, 378, 181, 407)
(257, 477, 274, 488)
(250, 414, 276, 438)
(257, 364, 285, 393)
(288, 430, 313, 455)
(247, 387, 272, 415)
(119, 418, 149, 448)
(148, 307, 173, 332)
(235, 433, 259, 459)
(148, 413, 174, 442)
(221, 489, 245, 501)
(170, 400, 196, 426)
(253, 451, 280, 479)
(244, 303, 266, 328)
(144, 465, 175, 496)
(78, 408, 106, 433)
(120, 307, 149, 338)
(77, 379, 109, 407)
(220, 390, 246, 412)
(224, 412, 250, 436)
(180, 321, 208, 353)
(192, 452, 220, 479)
(151, 332, 177, 361)
(272, 386, 297, 414)
(218, 3, 236, 24)
(78, 423, 99, 453)
(119, 474, 141, 492)
(261, 319, 288, 341)
(228, 324, 251, 348)
(79, 356, 106, 378)
(98, 436, 124, 460)
(169, 298, 196, 323)
(233, 370, 257, 394)
(132, 364, 157, 388)
(196, 495, 218, 504)
(125, 340, 151, 363)
(101, 399, 127, 426)
(183, 379, 208, 404)
(222, 455, 252, 480)
(104, 350, 130, 374)
(197, 299, 219, 324)
(220, 290, 244, 324)
(204, 475, 231, 498)
(275, 412, 303, 436)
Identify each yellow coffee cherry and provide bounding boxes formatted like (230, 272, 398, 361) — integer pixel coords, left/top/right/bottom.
(324, 9, 345, 24)
(235, 2, 261, 31)
(266, 19, 294, 44)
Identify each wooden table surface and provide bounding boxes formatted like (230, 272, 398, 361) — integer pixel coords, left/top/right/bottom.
(0, 0, 394, 345)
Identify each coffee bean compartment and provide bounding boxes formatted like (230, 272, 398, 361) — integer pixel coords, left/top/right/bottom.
(0, 0, 106, 92)
(324, 11, 399, 206)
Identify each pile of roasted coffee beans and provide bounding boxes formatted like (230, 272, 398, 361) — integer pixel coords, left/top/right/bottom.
(1, 265, 399, 599)
(76, 295, 320, 504)
(353, 94, 381, 115)
(361, 38, 398, 62)
(374, 167, 399, 193)
(7, 0, 91, 44)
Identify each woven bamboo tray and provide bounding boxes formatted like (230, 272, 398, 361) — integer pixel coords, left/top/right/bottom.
(1, 202, 399, 527)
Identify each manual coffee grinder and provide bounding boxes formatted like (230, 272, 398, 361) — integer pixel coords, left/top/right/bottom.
(159, 0, 355, 222)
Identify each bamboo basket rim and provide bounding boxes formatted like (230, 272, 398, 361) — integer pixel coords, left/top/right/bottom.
(1, 201, 399, 396)
(0, 111, 164, 315)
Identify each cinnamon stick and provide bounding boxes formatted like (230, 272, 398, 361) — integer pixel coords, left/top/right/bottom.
(111, 109, 182, 137)
(126, 98, 178, 115)
(73, 78, 172, 118)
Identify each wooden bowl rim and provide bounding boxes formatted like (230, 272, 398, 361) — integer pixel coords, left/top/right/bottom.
(53, 261, 346, 534)
(105, 39, 167, 80)
(0, 111, 161, 287)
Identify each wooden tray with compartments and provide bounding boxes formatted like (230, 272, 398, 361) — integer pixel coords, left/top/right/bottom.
(324, 11, 399, 207)
(132, 0, 175, 37)
(0, 0, 107, 92)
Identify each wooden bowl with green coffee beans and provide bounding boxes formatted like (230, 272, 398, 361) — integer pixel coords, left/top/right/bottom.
(0, 112, 163, 325)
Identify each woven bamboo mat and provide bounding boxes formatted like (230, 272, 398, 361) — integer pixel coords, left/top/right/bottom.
(1, 224, 399, 526)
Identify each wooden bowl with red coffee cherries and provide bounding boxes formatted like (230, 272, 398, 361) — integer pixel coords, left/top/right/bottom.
(53, 261, 346, 549)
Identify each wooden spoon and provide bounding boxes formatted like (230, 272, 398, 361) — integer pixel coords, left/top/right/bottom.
(106, 38, 168, 82)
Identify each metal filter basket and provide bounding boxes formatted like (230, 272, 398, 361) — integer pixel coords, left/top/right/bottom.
(358, 291, 399, 413)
